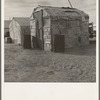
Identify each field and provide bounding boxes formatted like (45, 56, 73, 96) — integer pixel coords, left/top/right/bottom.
(4, 41, 96, 82)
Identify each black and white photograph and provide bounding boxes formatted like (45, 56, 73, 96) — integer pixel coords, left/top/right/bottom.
(4, 0, 96, 82)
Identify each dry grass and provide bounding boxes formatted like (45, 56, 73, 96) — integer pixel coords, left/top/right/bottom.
(4, 42, 96, 82)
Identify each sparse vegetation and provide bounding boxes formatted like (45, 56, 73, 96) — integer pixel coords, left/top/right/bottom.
(5, 42, 96, 82)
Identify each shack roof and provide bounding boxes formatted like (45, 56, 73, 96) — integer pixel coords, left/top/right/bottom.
(13, 17, 30, 26)
(4, 20, 11, 28)
(33, 6, 89, 20)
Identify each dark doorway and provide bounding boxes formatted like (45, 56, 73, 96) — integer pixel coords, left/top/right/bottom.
(23, 35, 31, 49)
(52, 34, 65, 52)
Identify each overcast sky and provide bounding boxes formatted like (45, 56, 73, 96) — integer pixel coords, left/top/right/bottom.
(4, 0, 96, 24)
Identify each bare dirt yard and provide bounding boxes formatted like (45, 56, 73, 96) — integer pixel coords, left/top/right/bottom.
(4, 41, 96, 82)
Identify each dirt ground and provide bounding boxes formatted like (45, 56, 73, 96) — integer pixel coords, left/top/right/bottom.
(4, 41, 96, 82)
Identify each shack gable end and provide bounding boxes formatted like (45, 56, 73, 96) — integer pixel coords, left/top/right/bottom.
(9, 19, 21, 44)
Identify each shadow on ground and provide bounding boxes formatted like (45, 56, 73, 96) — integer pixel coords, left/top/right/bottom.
(64, 41, 96, 56)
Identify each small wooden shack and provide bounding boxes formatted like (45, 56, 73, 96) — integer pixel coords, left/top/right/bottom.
(4, 20, 11, 38)
(30, 6, 89, 52)
(9, 17, 31, 49)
